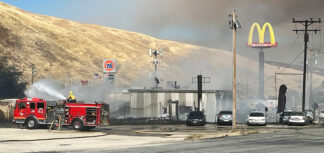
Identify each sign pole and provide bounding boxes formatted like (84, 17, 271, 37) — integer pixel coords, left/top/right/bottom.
(103, 59, 117, 103)
(259, 48, 264, 99)
(197, 75, 202, 112)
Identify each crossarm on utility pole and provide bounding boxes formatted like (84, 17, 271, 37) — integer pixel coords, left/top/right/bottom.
(293, 30, 320, 33)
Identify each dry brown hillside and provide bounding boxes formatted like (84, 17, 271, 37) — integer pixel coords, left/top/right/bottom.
(0, 2, 323, 98)
(0, 2, 197, 85)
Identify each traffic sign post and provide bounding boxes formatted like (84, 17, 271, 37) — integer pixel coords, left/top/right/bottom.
(192, 75, 211, 112)
(103, 59, 117, 104)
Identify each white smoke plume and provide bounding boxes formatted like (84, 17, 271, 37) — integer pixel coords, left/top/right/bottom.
(25, 79, 66, 100)
(24, 78, 129, 113)
(25, 78, 114, 102)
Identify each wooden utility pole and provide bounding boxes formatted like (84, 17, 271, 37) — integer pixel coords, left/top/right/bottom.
(293, 18, 321, 112)
(231, 10, 237, 131)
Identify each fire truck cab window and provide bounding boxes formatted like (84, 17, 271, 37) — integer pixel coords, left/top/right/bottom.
(37, 103, 44, 109)
(19, 102, 26, 109)
(30, 103, 35, 109)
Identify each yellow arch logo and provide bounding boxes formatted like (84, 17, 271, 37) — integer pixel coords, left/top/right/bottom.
(247, 22, 277, 47)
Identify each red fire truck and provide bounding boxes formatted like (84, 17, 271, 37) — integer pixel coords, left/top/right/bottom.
(13, 98, 109, 130)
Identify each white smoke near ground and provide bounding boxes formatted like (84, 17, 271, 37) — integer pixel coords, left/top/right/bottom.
(25, 78, 129, 113)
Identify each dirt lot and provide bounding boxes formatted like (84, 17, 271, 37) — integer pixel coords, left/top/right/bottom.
(0, 124, 310, 153)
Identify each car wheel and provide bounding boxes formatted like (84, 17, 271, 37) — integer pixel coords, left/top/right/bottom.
(72, 119, 83, 130)
(26, 118, 38, 129)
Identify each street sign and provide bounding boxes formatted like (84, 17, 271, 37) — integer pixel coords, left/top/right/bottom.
(108, 74, 115, 80)
(103, 59, 116, 73)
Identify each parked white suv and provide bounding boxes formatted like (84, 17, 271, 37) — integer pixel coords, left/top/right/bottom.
(247, 111, 266, 126)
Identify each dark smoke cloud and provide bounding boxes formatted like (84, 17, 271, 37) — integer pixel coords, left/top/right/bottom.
(125, 0, 324, 66)
(133, 0, 324, 29)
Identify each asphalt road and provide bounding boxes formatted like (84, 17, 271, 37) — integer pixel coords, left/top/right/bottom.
(87, 127, 324, 153)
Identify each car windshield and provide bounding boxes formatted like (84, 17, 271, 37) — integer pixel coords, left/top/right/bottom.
(188, 112, 204, 119)
(250, 112, 264, 117)
(283, 112, 291, 116)
(219, 111, 232, 115)
(290, 112, 303, 116)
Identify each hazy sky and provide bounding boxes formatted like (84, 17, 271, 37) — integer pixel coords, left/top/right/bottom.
(2, 0, 324, 67)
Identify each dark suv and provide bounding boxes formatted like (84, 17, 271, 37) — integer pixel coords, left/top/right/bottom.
(216, 111, 233, 125)
(186, 111, 206, 126)
(279, 111, 292, 124)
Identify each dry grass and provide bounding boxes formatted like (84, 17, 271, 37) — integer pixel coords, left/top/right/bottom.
(185, 129, 275, 141)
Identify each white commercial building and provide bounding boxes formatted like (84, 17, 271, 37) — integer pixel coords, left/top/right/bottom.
(128, 89, 231, 122)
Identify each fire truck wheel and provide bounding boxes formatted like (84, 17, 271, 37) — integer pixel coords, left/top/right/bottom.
(26, 118, 39, 129)
(72, 119, 83, 130)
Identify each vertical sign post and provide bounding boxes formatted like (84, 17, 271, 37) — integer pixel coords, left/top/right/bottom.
(197, 75, 202, 112)
(103, 59, 117, 103)
(192, 75, 211, 112)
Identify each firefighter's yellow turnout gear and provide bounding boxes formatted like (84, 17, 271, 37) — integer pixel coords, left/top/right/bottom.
(67, 91, 76, 103)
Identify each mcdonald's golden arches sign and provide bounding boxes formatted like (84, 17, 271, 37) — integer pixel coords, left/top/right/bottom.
(247, 22, 278, 48)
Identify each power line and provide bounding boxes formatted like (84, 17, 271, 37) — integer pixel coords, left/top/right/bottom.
(279, 50, 304, 73)
(276, 37, 298, 72)
(248, 48, 303, 87)
(292, 18, 321, 112)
